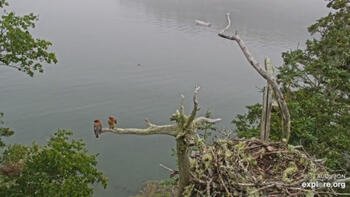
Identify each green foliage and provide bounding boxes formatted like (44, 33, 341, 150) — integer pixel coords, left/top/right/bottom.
(233, 104, 261, 139)
(197, 111, 217, 142)
(0, 130, 108, 197)
(1, 144, 28, 165)
(0, 0, 57, 77)
(0, 2, 105, 196)
(233, 0, 350, 174)
(0, 0, 8, 8)
(132, 181, 175, 197)
(0, 113, 14, 149)
(160, 175, 178, 187)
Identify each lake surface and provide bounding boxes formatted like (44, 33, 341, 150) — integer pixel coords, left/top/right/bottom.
(1, 0, 328, 196)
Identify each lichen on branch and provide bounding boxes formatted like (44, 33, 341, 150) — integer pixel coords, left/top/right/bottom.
(95, 85, 221, 197)
(99, 85, 221, 139)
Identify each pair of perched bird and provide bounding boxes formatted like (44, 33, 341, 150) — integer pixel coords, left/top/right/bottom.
(93, 116, 117, 138)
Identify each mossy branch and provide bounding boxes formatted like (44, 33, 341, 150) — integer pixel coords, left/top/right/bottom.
(95, 86, 221, 197)
(101, 120, 178, 136)
(185, 85, 200, 129)
(99, 86, 220, 138)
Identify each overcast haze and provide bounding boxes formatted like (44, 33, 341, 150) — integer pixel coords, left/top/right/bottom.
(1, 0, 328, 196)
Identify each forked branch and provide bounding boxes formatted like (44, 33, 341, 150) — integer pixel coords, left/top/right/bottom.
(185, 85, 200, 128)
(95, 86, 221, 197)
(218, 13, 291, 143)
(98, 86, 221, 138)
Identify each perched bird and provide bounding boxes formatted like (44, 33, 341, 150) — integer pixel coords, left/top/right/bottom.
(108, 116, 117, 129)
(93, 120, 102, 138)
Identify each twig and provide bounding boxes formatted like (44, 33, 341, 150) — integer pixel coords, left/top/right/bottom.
(334, 177, 350, 183)
(249, 184, 275, 195)
(292, 145, 304, 149)
(160, 163, 179, 178)
(220, 13, 231, 34)
(186, 85, 200, 128)
(237, 183, 255, 187)
(160, 163, 175, 173)
(206, 178, 213, 197)
(219, 175, 232, 197)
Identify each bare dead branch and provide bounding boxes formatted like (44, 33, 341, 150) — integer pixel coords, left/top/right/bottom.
(186, 85, 200, 128)
(160, 163, 179, 178)
(261, 86, 268, 141)
(95, 84, 222, 197)
(144, 119, 154, 127)
(219, 174, 232, 197)
(220, 13, 231, 34)
(180, 94, 185, 116)
(101, 120, 178, 136)
(261, 58, 274, 142)
(218, 13, 291, 143)
(206, 178, 213, 197)
(194, 117, 222, 126)
(160, 163, 176, 173)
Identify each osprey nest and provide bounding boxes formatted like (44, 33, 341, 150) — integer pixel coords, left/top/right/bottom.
(185, 139, 335, 197)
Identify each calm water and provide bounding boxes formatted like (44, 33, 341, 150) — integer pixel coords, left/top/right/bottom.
(1, 0, 328, 196)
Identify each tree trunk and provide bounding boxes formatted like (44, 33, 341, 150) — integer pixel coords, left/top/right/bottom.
(97, 86, 221, 196)
(176, 137, 191, 197)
